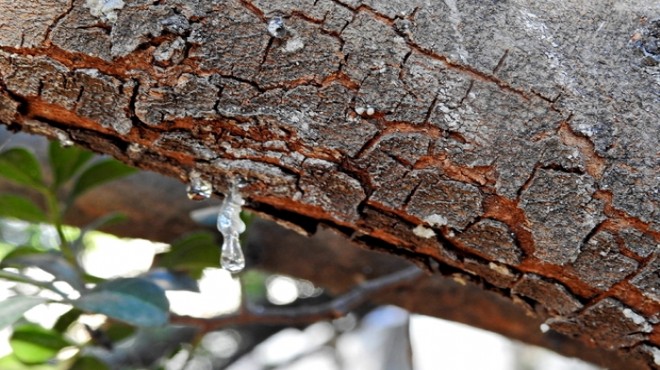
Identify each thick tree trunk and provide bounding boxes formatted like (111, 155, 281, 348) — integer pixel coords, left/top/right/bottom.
(0, 1, 658, 368)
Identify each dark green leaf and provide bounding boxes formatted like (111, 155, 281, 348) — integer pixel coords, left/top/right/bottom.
(0, 148, 45, 190)
(10, 324, 70, 364)
(0, 195, 47, 223)
(104, 322, 135, 342)
(53, 308, 83, 333)
(69, 356, 109, 370)
(0, 296, 48, 330)
(48, 141, 94, 188)
(73, 278, 169, 327)
(156, 232, 219, 279)
(70, 160, 137, 200)
(2, 249, 85, 292)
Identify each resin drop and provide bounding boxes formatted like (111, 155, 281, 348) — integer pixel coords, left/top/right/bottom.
(58, 137, 74, 148)
(186, 171, 212, 201)
(55, 131, 74, 147)
(217, 181, 246, 273)
(220, 233, 245, 273)
(267, 16, 286, 38)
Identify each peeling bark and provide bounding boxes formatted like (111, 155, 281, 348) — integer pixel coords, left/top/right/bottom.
(0, 1, 658, 368)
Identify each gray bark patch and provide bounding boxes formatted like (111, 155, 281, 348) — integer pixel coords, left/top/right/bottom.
(548, 298, 651, 350)
(135, 74, 218, 125)
(0, 52, 132, 134)
(512, 274, 583, 316)
(407, 176, 483, 230)
(455, 219, 522, 265)
(519, 169, 604, 265)
(571, 231, 639, 292)
(0, 0, 70, 48)
(299, 159, 366, 222)
(631, 254, 660, 303)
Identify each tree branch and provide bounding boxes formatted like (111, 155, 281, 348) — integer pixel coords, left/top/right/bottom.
(171, 266, 423, 332)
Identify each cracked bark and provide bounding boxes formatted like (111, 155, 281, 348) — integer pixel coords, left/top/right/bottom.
(0, 1, 658, 369)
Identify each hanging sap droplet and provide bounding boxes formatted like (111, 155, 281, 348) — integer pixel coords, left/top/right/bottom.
(221, 232, 245, 273)
(217, 201, 245, 234)
(267, 16, 286, 38)
(59, 138, 74, 147)
(55, 132, 74, 147)
(217, 181, 247, 273)
(235, 176, 248, 189)
(186, 171, 213, 201)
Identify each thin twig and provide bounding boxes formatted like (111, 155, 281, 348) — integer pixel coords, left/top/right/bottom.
(171, 266, 423, 332)
(0, 269, 69, 299)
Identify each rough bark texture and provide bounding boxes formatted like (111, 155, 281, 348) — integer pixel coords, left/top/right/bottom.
(0, 0, 658, 368)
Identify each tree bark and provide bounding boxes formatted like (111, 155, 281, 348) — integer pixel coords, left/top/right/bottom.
(0, 1, 658, 368)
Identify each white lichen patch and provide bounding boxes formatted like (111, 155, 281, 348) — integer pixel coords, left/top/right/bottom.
(623, 308, 652, 331)
(488, 262, 512, 276)
(424, 214, 448, 227)
(85, 0, 125, 23)
(413, 225, 435, 239)
(651, 346, 660, 366)
(77, 68, 100, 78)
(284, 37, 305, 53)
(153, 37, 185, 64)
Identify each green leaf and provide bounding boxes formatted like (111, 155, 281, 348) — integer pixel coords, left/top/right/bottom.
(2, 248, 85, 292)
(0, 194, 47, 223)
(48, 141, 94, 188)
(53, 308, 83, 334)
(0, 148, 45, 190)
(241, 270, 268, 301)
(0, 241, 17, 261)
(73, 278, 169, 327)
(68, 356, 109, 370)
(156, 232, 219, 279)
(0, 353, 59, 370)
(0, 296, 48, 331)
(70, 160, 137, 201)
(103, 322, 135, 342)
(1, 246, 46, 263)
(10, 324, 70, 364)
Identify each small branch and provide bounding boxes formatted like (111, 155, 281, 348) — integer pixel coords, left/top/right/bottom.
(0, 269, 69, 299)
(171, 266, 423, 332)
